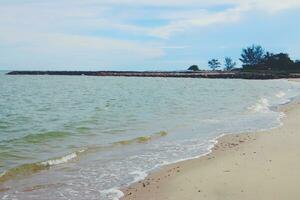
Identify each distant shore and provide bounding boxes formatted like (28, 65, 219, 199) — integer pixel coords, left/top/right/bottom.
(6, 70, 300, 79)
(121, 80, 300, 200)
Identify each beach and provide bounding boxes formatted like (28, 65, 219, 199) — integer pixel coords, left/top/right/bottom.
(122, 80, 300, 200)
(1, 75, 300, 200)
(2, 0, 300, 199)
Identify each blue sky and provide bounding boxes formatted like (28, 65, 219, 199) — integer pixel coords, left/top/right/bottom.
(0, 0, 300, 71)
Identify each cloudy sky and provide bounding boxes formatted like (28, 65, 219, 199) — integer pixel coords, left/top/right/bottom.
(0, 0, 300, 70)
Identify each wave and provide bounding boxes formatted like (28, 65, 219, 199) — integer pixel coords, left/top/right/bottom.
(113, 131, 168, 146)
(1, 131, 167, 147)
(0, 150, 84, 184)
(40, 150, 84, 166)
(0, 131, 168, 184)
(0, 163, 47, 184)
(248, 98, 270, 113)
(23, 131, 70, 143)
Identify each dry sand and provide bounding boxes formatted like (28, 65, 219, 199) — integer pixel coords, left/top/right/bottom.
(122, 81, 300, 200)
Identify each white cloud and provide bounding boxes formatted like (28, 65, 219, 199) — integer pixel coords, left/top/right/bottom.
(148, 6, 247, 38)
(1, 0, 299, 39)
(0, 28, 164, 68)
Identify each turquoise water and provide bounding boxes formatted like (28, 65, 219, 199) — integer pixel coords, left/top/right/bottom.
(1, 71, 300, 199)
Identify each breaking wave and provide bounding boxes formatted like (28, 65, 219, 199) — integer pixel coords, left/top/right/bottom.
(248, 98, 271, 113)
(0, 150, 84, 183)
(40, 150, 85, 167)
(0, 131, 168, 184)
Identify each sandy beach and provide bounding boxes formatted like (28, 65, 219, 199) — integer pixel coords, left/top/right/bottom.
(122, 81, 300, 200)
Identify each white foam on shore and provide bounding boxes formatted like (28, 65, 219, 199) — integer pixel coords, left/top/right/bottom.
(129, 170, 148, 183)
(101, 188, 124, 200)
(100, 139, 218, 200)
(248, 97, 270, 113)
(276, 91, 286, 98)
(101, 170, 149, 200)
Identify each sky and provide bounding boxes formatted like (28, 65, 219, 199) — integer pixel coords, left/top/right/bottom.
(0, 0, 300, 71)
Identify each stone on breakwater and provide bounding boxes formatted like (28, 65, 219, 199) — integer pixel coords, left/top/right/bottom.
(6, 71, 300, 80)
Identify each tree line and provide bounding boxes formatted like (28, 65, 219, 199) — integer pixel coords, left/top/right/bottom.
(188, 45, 300, 72)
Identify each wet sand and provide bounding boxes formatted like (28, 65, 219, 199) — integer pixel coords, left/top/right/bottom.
(122, 81, 300, 200)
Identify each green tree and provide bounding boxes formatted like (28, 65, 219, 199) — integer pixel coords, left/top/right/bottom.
(263, 53, 294, 70)
(208, 59, 221, 71)
(188, 65, 200, 71)
(224, 57, 236, 71)
(295, 60, 300, 68)
(240, 45, 265, 66)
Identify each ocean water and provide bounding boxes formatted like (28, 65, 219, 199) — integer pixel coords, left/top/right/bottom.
(0, 71, 300, 200)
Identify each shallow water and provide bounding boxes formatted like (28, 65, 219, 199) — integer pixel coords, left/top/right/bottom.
(1, 72, 300, 199)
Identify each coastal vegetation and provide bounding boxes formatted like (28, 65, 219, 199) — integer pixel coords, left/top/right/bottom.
(240, 45, 265, 66)
(241, 45, 300, 72)
(188, 45, 300, 73)
(188, 65, 200, 71)
(224, 57, 237, 71)
(208, 59, 221, 71)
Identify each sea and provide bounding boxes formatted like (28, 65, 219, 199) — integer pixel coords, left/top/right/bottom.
(1, 71, 300, 200)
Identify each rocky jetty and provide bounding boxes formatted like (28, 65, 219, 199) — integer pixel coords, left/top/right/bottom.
(6, 70, 300, 80)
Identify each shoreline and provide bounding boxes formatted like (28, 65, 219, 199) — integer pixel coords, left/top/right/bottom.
(121, 80, 300, 200)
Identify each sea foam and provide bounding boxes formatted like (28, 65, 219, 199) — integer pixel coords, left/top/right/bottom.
(101, 188, 124, 200)
(41, 152, 78, 166)
(276, 91, 286, 98)
(248, 98, 271, 113)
